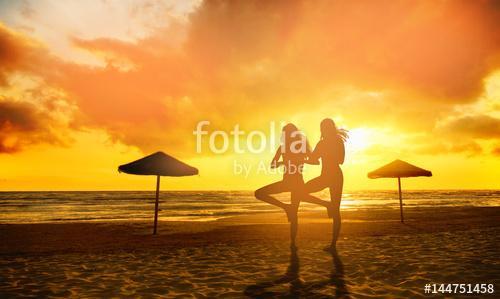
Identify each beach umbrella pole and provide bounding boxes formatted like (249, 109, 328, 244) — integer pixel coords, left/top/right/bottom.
(118, 152, 198, 235)
(153, 175, 160, 235)
(398, 177, 404, 223)
(368, 160, 431, 224)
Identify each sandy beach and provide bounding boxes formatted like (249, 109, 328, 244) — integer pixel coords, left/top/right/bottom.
(1, 207, 499, 298)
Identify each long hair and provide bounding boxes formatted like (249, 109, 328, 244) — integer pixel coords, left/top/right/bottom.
(281, 123, 310, 154)
(320, 118, 348, 142)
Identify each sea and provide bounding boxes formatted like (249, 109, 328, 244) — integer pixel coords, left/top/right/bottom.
(0, 190, 499, 223)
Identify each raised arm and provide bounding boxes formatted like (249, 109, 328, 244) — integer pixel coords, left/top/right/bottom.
(305, 141, 321, 165)
(270, 146, 283, 168)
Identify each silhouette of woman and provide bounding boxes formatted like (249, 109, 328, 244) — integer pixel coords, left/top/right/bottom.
(255, 123, 311, 249)
(303, 118, 348, 251)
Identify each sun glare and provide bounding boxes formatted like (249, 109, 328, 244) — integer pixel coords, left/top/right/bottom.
(346, 128, 371, 152)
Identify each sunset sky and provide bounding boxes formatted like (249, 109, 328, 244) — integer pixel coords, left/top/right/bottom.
(0, 0, 499, 191)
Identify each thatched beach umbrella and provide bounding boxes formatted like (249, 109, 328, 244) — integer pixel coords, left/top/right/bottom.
(368, 159, 432, 222)
(118, 151, 198, 234)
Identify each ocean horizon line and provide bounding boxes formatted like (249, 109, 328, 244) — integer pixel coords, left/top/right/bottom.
(0, 188, 499, 193)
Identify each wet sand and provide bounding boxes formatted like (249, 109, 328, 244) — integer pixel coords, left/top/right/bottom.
(1, 207, 499, 298)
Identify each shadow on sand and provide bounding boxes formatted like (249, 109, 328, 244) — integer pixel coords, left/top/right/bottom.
(244, 248, 350, 298)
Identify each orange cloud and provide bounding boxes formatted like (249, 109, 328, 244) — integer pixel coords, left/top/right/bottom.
(187, 0, 500, 101)
(415, 140, 483, 157)
(440, 115, 500, 139)
(492, 146, 500, 156)
(0, 23, 34, 85)
(1, 0, 500, 157)
(0, 99, 70, 153)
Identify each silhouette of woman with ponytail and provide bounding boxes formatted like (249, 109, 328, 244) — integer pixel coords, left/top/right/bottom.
(303, 118, 348, 251)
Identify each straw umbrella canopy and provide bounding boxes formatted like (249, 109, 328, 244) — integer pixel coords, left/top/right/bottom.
(118, 151, 198, 234)
(367, 159, 432, 222)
